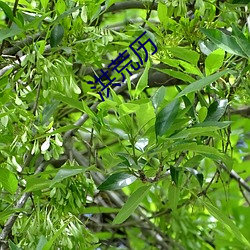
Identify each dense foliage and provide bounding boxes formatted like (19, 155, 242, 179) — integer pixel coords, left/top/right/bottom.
(1, 0, 250, 249)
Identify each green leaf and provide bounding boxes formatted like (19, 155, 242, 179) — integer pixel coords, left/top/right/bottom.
(40, 0, 49, 9)
(205, 99, 228, 122)
(194, 121, 231, 129)
(0, 168, 18, 194)
(205, 49, 225, 75)
(168, 47, 200, 65)
(112, 185, 151, 224)
(53, 92, 84, 112)
(54, 5, 83, 23)
(168, 182, 180, 210)
(156, 67, 195, 83)
(157, 1, 168, 24)
(9, 241, 22, 250)
(42, 223, 69, 250)
(51, 166, 86, 186)
(41, 101, 60, 125)
(50, 24, 64, 47)
(36, 236, 48, 250)
(176, 70, 231, 98)
(200, 28, 247, 58)
(98, 172, 137, 191)
(134, 59, 150, 98)
(170, 166, 180, 186)
(185, 167, 204, 187)
(119, 103, 140, 115)
(24, 177, 51, 192)
(0, 209, 23, 223)
(198, 106, 208, 122)
(151, 86, 166, 111)
(170, 126, 221, 139)
(203, 201, 250, 248)
(80, 206, 120, 214)
(0, 25, 23, 42)
(155, 99, 179, 137)
(0, 1, 14, 21)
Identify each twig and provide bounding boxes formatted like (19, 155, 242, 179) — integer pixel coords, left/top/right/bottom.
(2, 32, 46, 56)
(219, 163, 250, 193)
(142, 0, 156, 28)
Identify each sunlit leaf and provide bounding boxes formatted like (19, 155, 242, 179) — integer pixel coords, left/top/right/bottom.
(112, 185, 151, 224)
(177, 70, 231, 97)
(134, 59, 150, 98)
(168, 182, 180, 210)
(205, 49, 225, 75)
(0, 168, 18, 194)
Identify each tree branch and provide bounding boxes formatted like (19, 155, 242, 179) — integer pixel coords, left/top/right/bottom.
(0, 161, 49, 241)
(219, 163, 250, 193)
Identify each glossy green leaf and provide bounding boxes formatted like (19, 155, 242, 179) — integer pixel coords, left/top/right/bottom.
(98, 172, 137, 191)
(155, 98, 179, 137)
(200, 28, 247, 58)
(50, 24, 64, 47)
(205, 99, 228, 122)
(203, 201, 250, 248)
(205, 49, 225, 75)
(168, 182, 180, 210)
(134, 59, 150, 98)
(112, 185, 151, 224)
(177, 70, 230, 98)
(151, 86, 166, 111)
(185, 167, 204, 187)
(0, 168, 18, 194)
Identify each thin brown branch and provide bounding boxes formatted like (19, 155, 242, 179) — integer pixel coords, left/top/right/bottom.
(219, 163, 250, 193)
